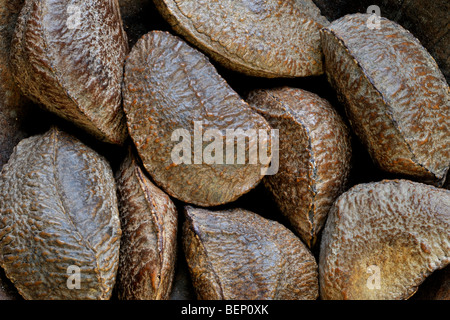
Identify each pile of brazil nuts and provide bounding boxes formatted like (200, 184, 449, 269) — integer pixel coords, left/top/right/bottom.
(0, 0, 448, 300)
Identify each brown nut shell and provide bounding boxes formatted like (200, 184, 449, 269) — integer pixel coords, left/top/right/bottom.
(0, 127, 121, 300)
(10, 0, 129, 145)
(183, 206, 319, 300)
(312, 0, 450, 83)
(153, 0, 329, 78)
(321, 14, 450, 185)
(319, 179, 450, 300)
(115, 149, 178, 300)
(123, 31, 272, 207)
(247, 87, 351, 247)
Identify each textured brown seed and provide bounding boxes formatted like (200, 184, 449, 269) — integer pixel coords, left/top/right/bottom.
(312, 0, 450, 83)
(123, 31, 272, 207)
(153, 0, 329, 78)
(115, 149, 178, 300)
(319, 179, 450, 300)
(0, 0, 36, 170)
(0, 127, 122, 300)
(321, 14, 450, 185)
(379, 0, 450, 84)
(247, 87, 351, 247)
(183, 206, 319, 300)
(10, 0, 129, 145)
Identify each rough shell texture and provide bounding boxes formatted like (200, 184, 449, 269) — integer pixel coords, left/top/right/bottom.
(153, 0, 329, 78)
(0, 0, 36, 170)
(183, 206, 319, 300)
(123, 31, 272, 207)
(247, 87, 351, 247)
(321, 14, 450, 185)
(319, 179, 450, 300)
(312, 0, 450, 83)
(379, 0, 450, 84)
(0, 127, 122, 300)
(10, 0, 129, 145)
(115, 149, 178, 300)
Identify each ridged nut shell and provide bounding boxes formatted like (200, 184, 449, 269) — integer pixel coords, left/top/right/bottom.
(10, 0, 129, 145)
(319, 179, 450, 300)
(312, 0, 450, 82)
(0, 127, 122, 300)
(183, 206, 319, 300)
(116, 149, 178, 300)
(123, 31, 272, 207)
(153, 0, 329, 78)
(321, 14, 450, 185)
(247, 87, 351, 247)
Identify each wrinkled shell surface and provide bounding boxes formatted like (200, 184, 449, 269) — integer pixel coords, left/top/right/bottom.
(10, 0, 129, 145)
(116, 150, 177, 300)
(321, 14, 450, 185)
(319, 179, 450, 300)
(123, 31, 272, 207)
(247, 87, 351, 247)
(183, 206, 319, 300)
(0, 127, 121, 300)
(153, 0, 329, 77)
(312, 0, 450, 82)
